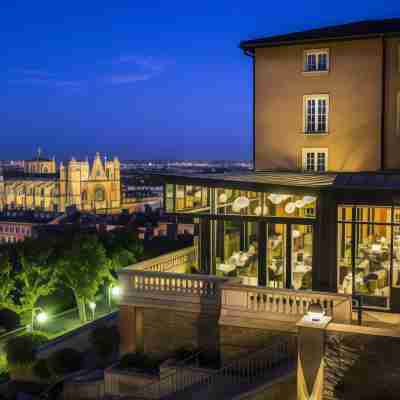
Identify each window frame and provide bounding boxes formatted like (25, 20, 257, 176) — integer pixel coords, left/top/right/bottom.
(303, 94, 330, 134)
(302, 148, 328, 172)
(303, 48, 330, 73)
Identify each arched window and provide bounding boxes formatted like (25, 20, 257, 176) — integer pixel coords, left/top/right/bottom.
(43, 167, 48, 173)
(41, 189, 45, 196)
(81, 190, 88, 201)
(95, 186, 105, 202)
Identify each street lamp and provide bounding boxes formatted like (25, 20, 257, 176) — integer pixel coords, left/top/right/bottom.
(111, 285, 122, 298)
(88, 301, 96, 320)
(31, 307, 48, 332)
(107, 285, 122, 308)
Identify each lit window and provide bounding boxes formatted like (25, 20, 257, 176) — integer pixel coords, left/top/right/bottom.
(303, 95, 329, 133)
(302, 148, 328, 172)
(304, 49, 329, 72)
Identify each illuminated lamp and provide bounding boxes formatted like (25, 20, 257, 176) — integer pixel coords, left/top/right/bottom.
(233, 196, 250, 210)
(292, 229, 301, 239)
(254, 206, 262, 216)
(371, 244, 382, 253)
(307, 303, 325, 322)
(295, 200, 305, 208)
(303, 196, 315, 205)
(219, 193, 228, 203)
(285, 202, 296, 214)
(268, 194, 280, 205)
(36, 312, 48, 324)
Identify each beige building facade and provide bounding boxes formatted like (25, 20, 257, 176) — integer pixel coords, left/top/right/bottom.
(248, 35, 400, 172)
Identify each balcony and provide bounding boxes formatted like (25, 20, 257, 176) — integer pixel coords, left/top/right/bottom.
(118, 248, 352, 325)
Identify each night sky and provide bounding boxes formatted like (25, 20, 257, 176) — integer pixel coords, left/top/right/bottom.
(1, 1, 400, 161)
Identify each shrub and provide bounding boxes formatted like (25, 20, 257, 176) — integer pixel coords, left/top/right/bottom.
(28, 332, 49, 347)
(89, 325, 120, 361)
(5, 336, 36, 366)
(48, 348, 83, 376)
(33, 358, 52, 380)
(118, 352, 158, 374)
(0, 309, 20, 331)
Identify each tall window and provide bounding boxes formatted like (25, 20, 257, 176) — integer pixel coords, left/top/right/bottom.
(302, 148, 328, 172)
(95, 187, 105, 202)
(304, 49, 329, 72)
(304, 95, 329, 133)
(337, 206, 392, 309)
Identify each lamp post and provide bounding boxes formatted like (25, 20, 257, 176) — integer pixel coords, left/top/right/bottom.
(88, 301, 96, 320)
(31, 307, 48, 332)
(107, 285, 122, 308)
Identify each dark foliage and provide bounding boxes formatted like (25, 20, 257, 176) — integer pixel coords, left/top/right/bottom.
(48, 348, 84, 376)
(33, 358, 52, 380)
(0, 309, 20, 331)
(5, 336, 36, 366)
(90, 325, 120, 360)
(118, 352, 159, 374)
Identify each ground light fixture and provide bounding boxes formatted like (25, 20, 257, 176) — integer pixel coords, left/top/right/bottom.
(307, 303, 325, 322)
(88, 301, 96, 320)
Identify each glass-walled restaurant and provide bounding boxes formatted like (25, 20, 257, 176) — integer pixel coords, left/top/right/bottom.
(165, 183, 317, 292)
(163, 177, 400, 312)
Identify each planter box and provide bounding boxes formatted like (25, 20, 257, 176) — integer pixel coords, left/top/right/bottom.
(104, 364, 158, 396)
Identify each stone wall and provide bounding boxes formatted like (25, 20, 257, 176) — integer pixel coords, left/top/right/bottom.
(220, 325, 286, 363)
(141, 307, 219, 359)
(324, 330, 400, 400)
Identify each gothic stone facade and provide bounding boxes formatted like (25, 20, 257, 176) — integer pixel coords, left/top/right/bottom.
(0, 153, 121, 214)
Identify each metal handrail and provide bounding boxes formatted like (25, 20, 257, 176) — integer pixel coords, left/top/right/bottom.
(126, 350, 203, 399)
(126, 335, 297, 400)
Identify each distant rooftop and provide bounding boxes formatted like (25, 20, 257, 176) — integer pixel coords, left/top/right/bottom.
(0, 210, 61, 224)
(240, 18, 400, 51)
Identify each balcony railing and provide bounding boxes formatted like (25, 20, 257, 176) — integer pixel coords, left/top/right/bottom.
(119, 270, 229, 314)
(124, 246, 197, 273)
(220, 283, 352, 323)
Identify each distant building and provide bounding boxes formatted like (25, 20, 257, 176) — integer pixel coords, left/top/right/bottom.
(0, 210, 61, 243)
(0, 151, 121, 214)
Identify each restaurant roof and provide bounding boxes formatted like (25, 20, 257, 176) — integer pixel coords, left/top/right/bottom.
(156, 171, 337, 193)
(157, 171, 400, 193)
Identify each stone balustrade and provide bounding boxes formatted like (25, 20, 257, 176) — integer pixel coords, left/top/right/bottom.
(124, 246, 197, 274)
(220, 283, 352, 325)
(118, 270, 229, 314)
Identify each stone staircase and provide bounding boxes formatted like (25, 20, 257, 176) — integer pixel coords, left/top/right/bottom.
(128, 334, 297, 400)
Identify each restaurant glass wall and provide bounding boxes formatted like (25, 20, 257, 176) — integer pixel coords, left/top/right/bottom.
(216, 220, 258, 286)
(167, 183, 317, 219)
(266, 224, 286, 288)
(215, 219, 313, 290)
(291, 225, 313, 290)
(337, 206, 391, 309)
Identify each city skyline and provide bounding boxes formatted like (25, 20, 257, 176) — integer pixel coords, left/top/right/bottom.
(2, 1, 400, 161)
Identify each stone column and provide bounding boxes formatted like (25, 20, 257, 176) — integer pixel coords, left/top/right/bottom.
(297, 315, 332, 400)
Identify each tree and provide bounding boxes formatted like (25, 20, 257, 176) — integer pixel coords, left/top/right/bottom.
(0, 255, 17, 311)
(55, 234, 111, 322)
(100, 228, 143, 271)
(16, 250, 58, 321)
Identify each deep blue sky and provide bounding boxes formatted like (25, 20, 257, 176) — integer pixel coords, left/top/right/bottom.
(1, 1, 400, 161)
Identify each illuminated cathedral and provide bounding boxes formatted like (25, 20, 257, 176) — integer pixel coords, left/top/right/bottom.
(0, 150, 121, 214)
